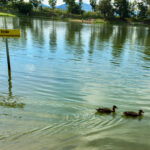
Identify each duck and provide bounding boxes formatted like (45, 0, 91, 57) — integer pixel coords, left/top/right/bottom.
(96, 105, 118, 114)
(123, 110, 144, 117)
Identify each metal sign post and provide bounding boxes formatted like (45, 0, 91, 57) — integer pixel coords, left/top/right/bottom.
(5, 38, 11, 72)
(0, 29, 20, 75)
(1, 17, 20, 99)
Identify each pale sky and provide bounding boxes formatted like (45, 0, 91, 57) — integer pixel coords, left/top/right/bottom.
(25, 0, 136, 5)
(42, 0, 90, 5)
(25, 0, 90, 6)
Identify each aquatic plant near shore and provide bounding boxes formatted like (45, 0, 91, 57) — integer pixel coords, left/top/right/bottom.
(0, 100, 25, 108)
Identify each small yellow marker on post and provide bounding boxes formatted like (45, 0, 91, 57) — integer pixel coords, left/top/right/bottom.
(0, 29, 20, 38)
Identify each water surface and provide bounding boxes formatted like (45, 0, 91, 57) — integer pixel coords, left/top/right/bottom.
(0, 17, 150, 150)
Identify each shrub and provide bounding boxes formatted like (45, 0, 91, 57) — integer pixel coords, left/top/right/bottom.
(82, 11, 102, 19)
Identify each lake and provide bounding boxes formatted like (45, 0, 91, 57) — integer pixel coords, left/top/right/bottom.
(0, 16, 150, 150)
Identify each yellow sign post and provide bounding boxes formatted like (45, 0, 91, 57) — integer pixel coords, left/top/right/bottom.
(0, 29, 20, 38)
(0, 29, 20, 76)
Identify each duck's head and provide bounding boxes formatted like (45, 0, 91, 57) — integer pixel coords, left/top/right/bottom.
(113, 105, 118, 109)
(139, 110, 144, 114)
(112, 105, 118, 112)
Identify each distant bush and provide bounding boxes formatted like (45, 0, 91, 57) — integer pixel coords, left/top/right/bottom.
(54, 9, 67, 15)
(42, 7, 51, 12)
(32, 7, 67, 18)
(83, 11, 102, 19)
(32, 10, 102, 19)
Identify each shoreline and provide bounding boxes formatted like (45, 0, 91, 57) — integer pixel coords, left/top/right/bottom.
(0, 12, 150, 25)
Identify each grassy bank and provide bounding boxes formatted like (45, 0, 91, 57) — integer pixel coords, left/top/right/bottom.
(69, 18, 106, 24)
(0, 11, 107, 24)
(0, 10, 107, 24)
(0, 12, 16, 17)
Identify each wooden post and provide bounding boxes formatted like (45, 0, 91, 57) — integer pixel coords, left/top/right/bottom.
(5, 38, 11, 73)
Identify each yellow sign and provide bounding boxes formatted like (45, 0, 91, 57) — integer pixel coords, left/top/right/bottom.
(0, 29, 20, 38)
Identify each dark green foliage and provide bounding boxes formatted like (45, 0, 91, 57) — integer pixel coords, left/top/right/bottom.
(1, 0, 150, 20)
(114, 0, 129, 19)
(15, 2, 33, 14)
(65, 0, 76, 13)
(90, 0, 97, 11)
(137, 2, 148, 18)
(29, 0, 41, 8)
(70, 3, 82, 14)
(49, 0, 57, 9)
(128, 1, 136, 17)
(63, 0, 83, 14)
(82, 11, 101, 19)
(79, 0, 82, 14)
(146, 0, 150, 5)
(98, 0, 113, 19)
(0, 0, 13, 5)
(0, 0, 24, 6)
(0, 0, 7, 5)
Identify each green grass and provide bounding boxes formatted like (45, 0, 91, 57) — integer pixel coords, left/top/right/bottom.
(0, 12, 16, 17)
(94, 19, 106, 24)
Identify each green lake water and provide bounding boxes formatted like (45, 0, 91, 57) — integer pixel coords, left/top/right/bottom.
(0, 17, 150, 150)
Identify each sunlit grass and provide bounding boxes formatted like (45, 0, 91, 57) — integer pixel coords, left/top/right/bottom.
(0, 12, 16, 17)
(69, 18, 106, 24)
(94, 19, 106, 23)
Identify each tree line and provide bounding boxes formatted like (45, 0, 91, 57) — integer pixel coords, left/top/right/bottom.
(0, 0, 149, 19)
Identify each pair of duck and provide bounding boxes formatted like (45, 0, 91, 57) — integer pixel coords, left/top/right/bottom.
(96, 105, 144, 117)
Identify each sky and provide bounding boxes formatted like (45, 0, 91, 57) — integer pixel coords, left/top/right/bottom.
(25, 0, 137, 6)
(25, 0, 90, 6)
(42, 0, 90, 5)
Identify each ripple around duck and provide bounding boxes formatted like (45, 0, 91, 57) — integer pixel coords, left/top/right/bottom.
(1, 104, 126, 142)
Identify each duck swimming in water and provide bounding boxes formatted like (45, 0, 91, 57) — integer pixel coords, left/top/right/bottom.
(96, 105, 118, 114)
(123, 110, 144, 117)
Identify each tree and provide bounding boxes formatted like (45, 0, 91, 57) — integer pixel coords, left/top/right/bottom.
(49, 0, 57, 9)
(63, 0, 82, 14)
(90, 0, 97, 12)
(79, 0, 82, 14)
(114, 0, 130, 19)
(29, 0, 42, 8)
(128, 1, 136, 17)
(98, 0, 113, 19)
(63, 0, 75, 13)
(137, 2, 148, 18)
(15, 2, 33, 14)
(0, 0, 8, 5)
